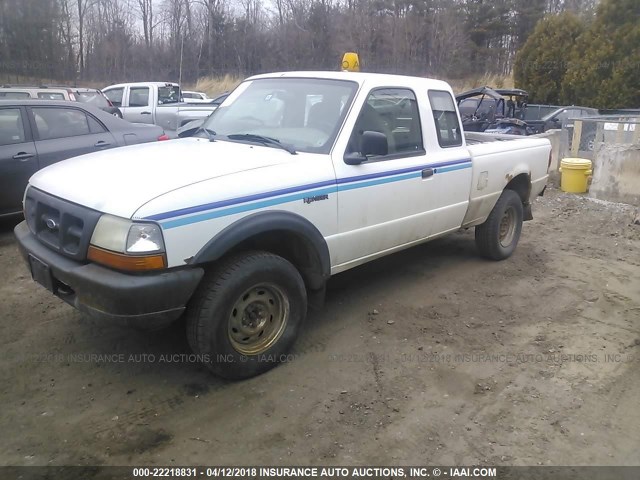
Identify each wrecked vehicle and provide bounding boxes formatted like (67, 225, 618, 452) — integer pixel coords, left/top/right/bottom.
(456, 87, 535, 135)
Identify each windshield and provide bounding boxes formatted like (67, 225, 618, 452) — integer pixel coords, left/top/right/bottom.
(158, 85, 180, 105)
(541, 108, 572, 122)
(75, 91, 110, 108)
(197, 78, 358, 154)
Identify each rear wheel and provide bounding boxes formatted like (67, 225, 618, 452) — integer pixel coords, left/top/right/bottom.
(475, 189, 523, 260)
(186, 251, 307, 379)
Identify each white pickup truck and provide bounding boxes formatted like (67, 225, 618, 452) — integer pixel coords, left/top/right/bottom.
(15, 71, 550, 379)
(102, 82, 217, 134)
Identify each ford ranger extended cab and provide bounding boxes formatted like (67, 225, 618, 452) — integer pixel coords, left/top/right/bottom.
(15, 72, 551, 379)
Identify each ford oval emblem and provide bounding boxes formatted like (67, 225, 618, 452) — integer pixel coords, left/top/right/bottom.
(45, 218, 58, 230)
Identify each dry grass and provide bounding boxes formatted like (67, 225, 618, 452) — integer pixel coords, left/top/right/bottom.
(2, 71, 513, 96)
(446, 73, 515, 94)
(186, 72, 513, 96)
(186, 74, 243, 97)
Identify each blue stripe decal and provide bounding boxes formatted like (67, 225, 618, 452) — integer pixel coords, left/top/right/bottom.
(154, 158, 472, 229)
(336, 172, 420, 192)
(436, 164, 473, 173)
(336, 158, 470, 184)
(147, 179, 336, 221)
(161, 186, 337, 229)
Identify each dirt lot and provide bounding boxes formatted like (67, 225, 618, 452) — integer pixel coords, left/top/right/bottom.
(0, 186, 639, 469)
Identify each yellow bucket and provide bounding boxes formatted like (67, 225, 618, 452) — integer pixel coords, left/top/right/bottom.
(559, 158, 592, 193)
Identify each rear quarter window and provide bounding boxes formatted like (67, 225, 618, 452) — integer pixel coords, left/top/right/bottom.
(428, 90, 463, 148)
(158, 86, 180, 104)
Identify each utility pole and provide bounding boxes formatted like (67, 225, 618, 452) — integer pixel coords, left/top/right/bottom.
(178, 33, 184, 88)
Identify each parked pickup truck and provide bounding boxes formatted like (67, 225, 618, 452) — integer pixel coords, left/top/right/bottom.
(102, 82, 217, 135)
(15, 71, 551, 379)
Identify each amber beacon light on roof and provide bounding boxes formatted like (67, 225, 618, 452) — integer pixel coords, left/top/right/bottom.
(341, 52, 360, 72)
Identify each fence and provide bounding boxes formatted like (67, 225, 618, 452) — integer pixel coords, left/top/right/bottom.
(569, 116, 640, 204)
(569, 115, 640, 159)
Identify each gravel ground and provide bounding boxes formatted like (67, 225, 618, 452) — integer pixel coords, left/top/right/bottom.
(0, 186, 638, 471)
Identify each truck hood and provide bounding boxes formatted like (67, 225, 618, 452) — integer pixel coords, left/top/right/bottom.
(29, 138, 299, 218)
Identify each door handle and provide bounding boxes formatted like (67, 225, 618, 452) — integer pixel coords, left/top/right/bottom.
(421, 168, 434, 179)
(141, 111, 151, 115)
(94, 141, 112, 148)
(13, 152, 35, 161)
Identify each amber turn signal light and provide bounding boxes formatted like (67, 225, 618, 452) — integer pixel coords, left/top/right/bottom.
(87, 245, 167, 272)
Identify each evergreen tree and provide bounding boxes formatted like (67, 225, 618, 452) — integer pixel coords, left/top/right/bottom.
(513, 13, 585, 104)
(562, 0, 640, 108)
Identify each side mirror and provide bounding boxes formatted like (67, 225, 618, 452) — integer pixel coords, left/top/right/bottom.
(344, 131, 388, 165)
(362, 130, 388, 156)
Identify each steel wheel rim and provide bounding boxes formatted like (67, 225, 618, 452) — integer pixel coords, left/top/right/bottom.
(228, 283, 289, 355)
(499, 207, 517, 247)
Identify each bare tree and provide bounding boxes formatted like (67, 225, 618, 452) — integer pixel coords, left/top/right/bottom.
(138, 0, 153, 48)
(1, 0, 583, 85)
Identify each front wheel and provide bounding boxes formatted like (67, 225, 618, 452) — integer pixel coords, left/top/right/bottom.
(186, 251, 307, 379)
(475, 189, 523, 260)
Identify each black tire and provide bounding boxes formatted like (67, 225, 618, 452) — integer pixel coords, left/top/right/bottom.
(186, 251, 307, 379)
(475, 189, 523, 261)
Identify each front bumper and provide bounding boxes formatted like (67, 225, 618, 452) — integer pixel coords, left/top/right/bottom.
(14, 221, 204, 329)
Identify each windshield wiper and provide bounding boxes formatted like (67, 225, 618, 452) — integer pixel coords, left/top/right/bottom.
(227, 134, 296, 155)
(196, 127, 216, 142)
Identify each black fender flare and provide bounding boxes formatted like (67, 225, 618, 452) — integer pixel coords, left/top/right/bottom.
(192, 211, 331, 289)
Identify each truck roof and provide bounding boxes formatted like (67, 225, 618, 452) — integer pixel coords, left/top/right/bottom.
(0, 99, 99, 108)
(246, 71, 452, 91)
(104, 82, 179, 89)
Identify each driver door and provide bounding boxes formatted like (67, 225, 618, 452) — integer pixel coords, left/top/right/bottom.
(330, 88, 438, 268)
(122, 86, 154, 124)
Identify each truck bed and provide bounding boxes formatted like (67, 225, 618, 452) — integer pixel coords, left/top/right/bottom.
(464, 131, 533, 144)
(462, 132, 551, 228)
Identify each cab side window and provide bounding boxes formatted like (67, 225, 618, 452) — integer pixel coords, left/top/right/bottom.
(347, 88, 423, 158)
(37, 92, 65, 100)
(129, 87, 150, 107)
(104, 88, 124, 107)
(428, 90, 462, 148)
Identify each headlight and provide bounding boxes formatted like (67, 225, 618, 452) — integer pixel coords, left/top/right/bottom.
(126, 223, 164, 253)
(88, 214, 166, 271)
(90, 214, 131, 252)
